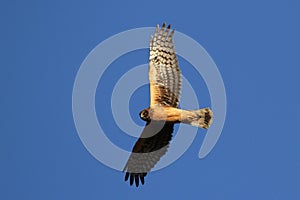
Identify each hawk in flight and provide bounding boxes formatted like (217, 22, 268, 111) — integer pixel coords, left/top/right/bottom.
(123, 23, 213, 187)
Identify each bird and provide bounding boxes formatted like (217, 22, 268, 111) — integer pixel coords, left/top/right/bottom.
(123, 23, 213, 187)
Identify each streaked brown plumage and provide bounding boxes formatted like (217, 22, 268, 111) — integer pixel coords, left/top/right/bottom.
(123, 23, 213, 187)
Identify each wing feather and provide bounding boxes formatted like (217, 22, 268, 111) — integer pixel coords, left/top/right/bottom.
(123, 121, 174, 187)
(149, 23, 182, 108)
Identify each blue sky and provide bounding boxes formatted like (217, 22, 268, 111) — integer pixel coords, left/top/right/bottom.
(2, 0, 300, 199)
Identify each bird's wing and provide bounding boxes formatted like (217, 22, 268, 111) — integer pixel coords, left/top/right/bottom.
(149, 23, 182, 108)
(123, 121, 174, 187)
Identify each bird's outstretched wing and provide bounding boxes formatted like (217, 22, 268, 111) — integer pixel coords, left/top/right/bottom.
(123, 121, 174, 187)
(149, 23, 182, 108)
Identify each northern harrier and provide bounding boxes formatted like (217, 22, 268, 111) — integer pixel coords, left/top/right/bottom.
(123, 23, 213, 187)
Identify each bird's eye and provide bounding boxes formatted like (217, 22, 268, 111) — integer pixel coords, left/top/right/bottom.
(139, 109, 149, 121)
(143, 110, 148, 117)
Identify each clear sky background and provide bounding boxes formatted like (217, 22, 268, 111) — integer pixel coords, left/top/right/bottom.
(2, 0, 300, 199)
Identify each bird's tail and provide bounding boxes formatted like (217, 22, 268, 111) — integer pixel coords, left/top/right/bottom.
(182, 108, 213, 129)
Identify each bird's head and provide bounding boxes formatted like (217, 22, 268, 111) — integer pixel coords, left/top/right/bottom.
(139, 108, 150, 122)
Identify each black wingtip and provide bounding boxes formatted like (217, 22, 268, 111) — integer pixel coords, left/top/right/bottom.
(140, 175, 145, 185)
(125, 172, 129, 181)
(167, 24, 171, 29)
(140, 173, 147, 185)
(162, 22, 166, 28)
(124, 172, 147, 187)
(135, 175, 139, 187)
(130, 174, 134, 186)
